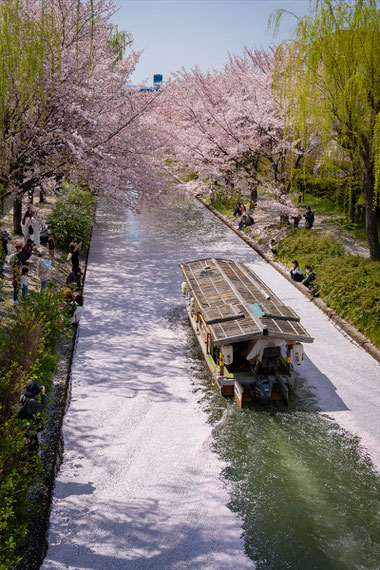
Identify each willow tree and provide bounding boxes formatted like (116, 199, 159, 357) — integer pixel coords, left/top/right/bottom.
(0, 0, 60, 229)
(271, 0, 380, 260)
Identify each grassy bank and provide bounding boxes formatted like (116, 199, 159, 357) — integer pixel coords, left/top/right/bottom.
(0, 181, 96, 567)
(275, 230, 380, 346)
(0, 292, 68, 568)
(205, 189, 379, 347)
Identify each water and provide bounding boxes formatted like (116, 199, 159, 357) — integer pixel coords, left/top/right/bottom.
(144, 192, 380, 570)
(199, 369, 379, 569)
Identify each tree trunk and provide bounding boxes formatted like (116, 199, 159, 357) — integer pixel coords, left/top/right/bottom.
(249, 184, 258, 210)
(39, 187, 46, 203)
(363, 166, 380, 260)
(13, 194, 23, 234)
(349, 189, 355, 224)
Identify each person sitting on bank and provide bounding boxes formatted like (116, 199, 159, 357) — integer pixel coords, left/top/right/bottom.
(69, 294, 84, 325)
(290, 260, 303, 282)
(66, 267, 82, 290)
(302, 265, 316, 289)
(63, 282, 76, 303)
(233, 203, 246, 217)
(291, 213, 302, 227)
(238, 212, 254, 230)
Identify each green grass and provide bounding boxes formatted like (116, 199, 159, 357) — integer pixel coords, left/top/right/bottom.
(276, 230, 380, 346)
(290, 192, 380, 244)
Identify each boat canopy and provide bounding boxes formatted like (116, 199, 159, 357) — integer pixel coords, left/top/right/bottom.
(179, 258, 314, 346)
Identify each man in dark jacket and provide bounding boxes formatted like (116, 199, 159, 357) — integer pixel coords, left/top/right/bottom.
(20, 239, 34, 265)
(19, 381, 47, 451)
(0, 230, 9, 275)
(304, 206, 315, 229)
(302, 265, 316, 289)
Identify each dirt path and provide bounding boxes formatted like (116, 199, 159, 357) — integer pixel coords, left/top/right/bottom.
(221, 196, 370, 258)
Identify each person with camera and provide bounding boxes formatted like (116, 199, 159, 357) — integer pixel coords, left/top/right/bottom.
(69, 236, 82, 272)
(18, 381, 47, 452)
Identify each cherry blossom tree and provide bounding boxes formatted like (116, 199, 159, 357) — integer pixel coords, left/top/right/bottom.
(0, 0, 165, 230)
(153, 48, 302, 220)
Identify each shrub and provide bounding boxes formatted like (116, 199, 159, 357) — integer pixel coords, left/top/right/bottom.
(275, 229, 346, 269)
(0, 292, 69, 566)
(22, 290, 69, 349)
(49, 180, 96, 249)
(318, 257, 380, 345)
(0, 417, 39, 569)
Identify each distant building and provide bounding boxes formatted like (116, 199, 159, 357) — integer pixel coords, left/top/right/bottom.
(153, 74, 163, 90)
(127, 74, 163, 93)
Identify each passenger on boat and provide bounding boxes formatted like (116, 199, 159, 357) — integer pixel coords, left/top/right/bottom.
(290, 260, 303, 282)
(233, 203, 246, 217)
(238, 213, 254, 230)
(246, 339, 284, 365)
(302, 265, 316, 289)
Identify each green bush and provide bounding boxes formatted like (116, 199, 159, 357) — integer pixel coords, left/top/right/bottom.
(0, 417, 39, 569)
(275, 229, 346, 268)
(49, 180, 96, 249)
(276, 230, 380, 345)
(0, 293, 69, 566)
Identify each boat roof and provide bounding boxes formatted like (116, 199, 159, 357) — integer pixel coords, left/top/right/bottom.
(179, 258, 314, 346)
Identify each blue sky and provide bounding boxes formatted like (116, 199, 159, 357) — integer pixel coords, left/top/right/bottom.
(112, 1, 310, 85)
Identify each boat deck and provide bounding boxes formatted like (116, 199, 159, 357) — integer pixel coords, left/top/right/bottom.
(180, 258, 313, 346)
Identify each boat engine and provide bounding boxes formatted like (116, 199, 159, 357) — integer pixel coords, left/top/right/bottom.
(253, 377, 272, 404)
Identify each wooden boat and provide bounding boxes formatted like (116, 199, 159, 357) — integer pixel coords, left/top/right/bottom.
(179, 258, 314, 407)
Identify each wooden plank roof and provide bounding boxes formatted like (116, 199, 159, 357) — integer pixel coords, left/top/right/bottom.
(179, 258, 314, 345)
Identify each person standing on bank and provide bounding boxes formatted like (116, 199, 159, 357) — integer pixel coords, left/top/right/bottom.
(21, 267, 29, 299)
(47, 230, 55, 260)
(69, 237, 82, 272)
(38, 252, 52, 293)
(22, 205, 34, 242)
(0, 230, 9, 276)
(20, 239, 34, 265)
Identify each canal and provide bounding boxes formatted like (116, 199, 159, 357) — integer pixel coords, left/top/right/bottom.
(44, 192, 380, 569)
